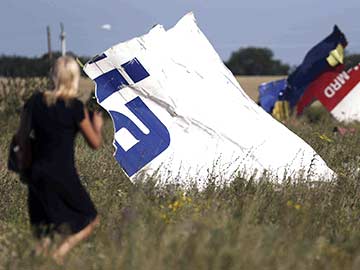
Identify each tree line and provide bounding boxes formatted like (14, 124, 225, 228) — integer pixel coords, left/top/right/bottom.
(0, 48, 359, 77)
(0, 52, 89, 77)
(225, 47, 360, 75)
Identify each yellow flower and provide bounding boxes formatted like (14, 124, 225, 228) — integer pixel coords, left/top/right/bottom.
(287, 200, 293, 207)
(160, 213, 170, 224)
(315, 132, 333, 143)
(294, 204, 301, 210)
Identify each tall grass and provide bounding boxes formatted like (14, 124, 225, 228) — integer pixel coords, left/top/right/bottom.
(0, 78, 50, 115)
(1, 78, 360, 269)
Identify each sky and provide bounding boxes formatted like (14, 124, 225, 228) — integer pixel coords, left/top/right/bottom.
(1, 0, 360, 65)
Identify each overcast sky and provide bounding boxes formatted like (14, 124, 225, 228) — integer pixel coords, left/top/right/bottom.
(1, 0, 359, 65)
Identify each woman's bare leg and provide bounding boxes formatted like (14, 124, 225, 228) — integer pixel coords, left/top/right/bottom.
(52, 216, 99, 264)
(34, 237, 52, 256)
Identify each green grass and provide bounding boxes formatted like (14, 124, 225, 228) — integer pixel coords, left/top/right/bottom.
(2, 86, 360, 269)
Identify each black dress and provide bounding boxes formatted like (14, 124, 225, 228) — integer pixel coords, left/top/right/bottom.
(28, 93, 97, 237)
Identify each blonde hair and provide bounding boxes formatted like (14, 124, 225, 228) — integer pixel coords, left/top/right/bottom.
(44, 56, 80, 106)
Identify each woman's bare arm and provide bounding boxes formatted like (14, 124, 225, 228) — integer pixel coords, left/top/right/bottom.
(79, 109, 103, 149)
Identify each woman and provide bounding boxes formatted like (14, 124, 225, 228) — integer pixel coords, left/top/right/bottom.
(28, 56, 102, 263)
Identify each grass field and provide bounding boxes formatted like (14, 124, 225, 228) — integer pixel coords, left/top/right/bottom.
(236, 75, 286, 101)
(1, 77, 360, 269)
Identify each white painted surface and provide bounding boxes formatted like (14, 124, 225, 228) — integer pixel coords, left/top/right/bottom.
(331, 82, 360, 122)
(84, 13, 334, 189)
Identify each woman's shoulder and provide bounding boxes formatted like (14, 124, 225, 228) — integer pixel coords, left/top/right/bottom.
(55, 97, 84, 118)
(71, 98, 84, 107)
(67, 98, 84, 113)
(25, 91, 43, 109)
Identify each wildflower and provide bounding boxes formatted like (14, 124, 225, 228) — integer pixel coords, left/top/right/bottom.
(315, 132, 333, 143)
(173, 201, 180, 209)
(181, 193, 192, 203)
(287, 200, 293, 207)
(294, 204, 301, 210)
(160, 213, 170, 224)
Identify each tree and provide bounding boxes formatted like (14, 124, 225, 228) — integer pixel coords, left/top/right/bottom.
(225, 47, 289, 75)
(0, 52, 90, 77)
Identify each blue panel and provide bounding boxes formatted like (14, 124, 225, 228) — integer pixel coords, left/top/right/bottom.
(122, 58, 150, 83)
(88, 53, 107, 64)
(258, 79, 287, 113)
(109, 96, 170, 177)
(94, 69, 128, 102)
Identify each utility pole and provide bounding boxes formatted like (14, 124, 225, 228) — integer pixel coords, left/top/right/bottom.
(60, 23, 66, 56)
(46, 26, 52, 60)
